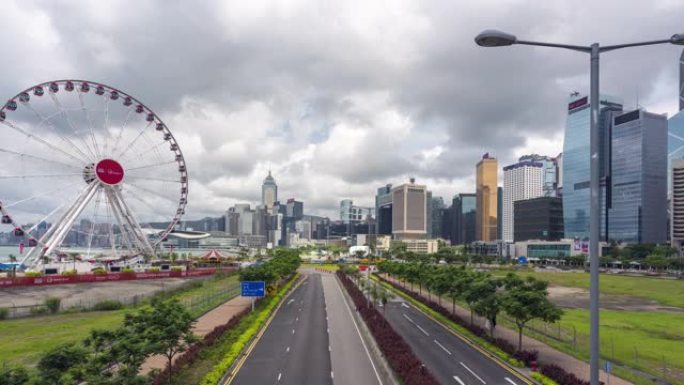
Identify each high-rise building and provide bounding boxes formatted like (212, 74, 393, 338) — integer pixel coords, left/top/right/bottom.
(375, 184, 393, 235)
(391, 178, 427, 240)
(503, 159, 544, 242)
(340, 199, 368, 223)
(671, 159, 684, 249)
(426, 191, 433, 238)
(429, 196, 445, 239)
(519, 154, 561, 197)
(609, 109, 667, 244)
(261, 171, 277, 212)
(497, 187, 503, 240)
(514, 197, 564, 242)
(476, 154, 498, 241)
(451, 193, 477, 245)
(668, 49, 684, 194)
(562, 93, 623, 240)
(285, 199, 303, 220)
(556, 153, 564, 196)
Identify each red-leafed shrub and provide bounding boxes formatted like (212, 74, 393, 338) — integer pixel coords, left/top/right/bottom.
(540, 363, 599, 385)
(337, 271, 440, 385)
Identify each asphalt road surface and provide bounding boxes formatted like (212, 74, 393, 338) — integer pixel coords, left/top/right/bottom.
(230, 272, 382, 385)
(383, 298, 530, 385)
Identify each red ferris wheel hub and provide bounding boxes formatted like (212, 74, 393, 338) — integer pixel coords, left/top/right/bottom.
(95, 159, 124, 185)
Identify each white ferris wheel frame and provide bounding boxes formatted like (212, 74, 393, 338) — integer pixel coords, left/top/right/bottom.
(0, 80, 188, 269)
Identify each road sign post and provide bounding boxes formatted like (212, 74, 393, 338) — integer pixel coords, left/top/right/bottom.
(241, 281, 266, 312)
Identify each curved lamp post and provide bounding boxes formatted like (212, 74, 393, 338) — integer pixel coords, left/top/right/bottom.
(474, 29, 684, 385)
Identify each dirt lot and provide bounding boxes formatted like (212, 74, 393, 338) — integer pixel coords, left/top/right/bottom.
(548, 285, 684, 312)
(0, 276, 210, 311)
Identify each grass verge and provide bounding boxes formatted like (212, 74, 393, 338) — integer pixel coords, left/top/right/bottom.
(196, 274, 300, 385)
(301, 263, 339, 271)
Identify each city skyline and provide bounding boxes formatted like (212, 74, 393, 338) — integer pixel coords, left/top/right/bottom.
(0, 1, 682, 221)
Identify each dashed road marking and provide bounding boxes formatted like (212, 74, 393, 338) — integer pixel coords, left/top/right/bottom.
(460, 362, 486, 384)
(434, 339, 452, 355)
(505, 378, 518, 385)
(453, 376, 465, 385)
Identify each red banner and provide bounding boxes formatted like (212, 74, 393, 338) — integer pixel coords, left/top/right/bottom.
(0, 268, 233, 288)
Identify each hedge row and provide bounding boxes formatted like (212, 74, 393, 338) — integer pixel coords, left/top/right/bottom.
(199, 274, 300, 385)
(337, 271, 440, 385)
(377, 274, 594, 385)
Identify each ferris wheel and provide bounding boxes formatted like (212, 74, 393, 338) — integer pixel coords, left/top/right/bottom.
(0, 80, 188, 269)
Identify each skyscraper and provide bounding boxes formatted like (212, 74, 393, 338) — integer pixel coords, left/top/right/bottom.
(668, 49, 684, 194)
(375, 184, 393, 235)
(262, 171, 277, 211)
(451, 193, 476, 245)
(609, 109, 667, 244)
(391, 178, 427, 240)
(429, 196, 445, 239)
(514, 197, 564, 242)
(340, 199, 366, 223)
(562, 93, 623, 240)
(671, 159, 684, 249)
(519, 154, 561, 197)
(476, 154, 498, 241)
(503, 159, 544, 242)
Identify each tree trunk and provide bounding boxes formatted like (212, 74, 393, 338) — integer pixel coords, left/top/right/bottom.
(167, 355, 173, 385)
(452, 297, 455, 314)
(470, 309, 473, 326)
(518, 326, 523, 351)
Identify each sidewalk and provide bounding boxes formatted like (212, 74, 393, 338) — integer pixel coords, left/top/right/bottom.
(141, 295, 253, 374)
(382, 275, 632, 385)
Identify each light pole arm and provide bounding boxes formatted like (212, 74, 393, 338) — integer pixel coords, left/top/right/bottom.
(516, 40, 590, 52)
(600, 39, 672, 52)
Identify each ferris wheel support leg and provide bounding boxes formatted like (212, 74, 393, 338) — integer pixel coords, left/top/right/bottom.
(43, 183, 100, 258)
(20, 185, 97, 269)
(104, 188, 136, 257)
(111, 187, 156, 258)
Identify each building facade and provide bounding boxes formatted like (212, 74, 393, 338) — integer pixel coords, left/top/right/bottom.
(451, 193, 476, 245)
(261, 171, 277, 212)
(502, 159, 544, 242)
(513, 197, 564, 242)
(609, 109, 667, 244)
(375, 184, 393, 235)
(391, 179, 427, 240)
(476, 154, 498, 241)
(340, 199, 367, 223)
(562, 94, 623, 240)
(671, 159, 684, 250)
(519, 154, 561, 197)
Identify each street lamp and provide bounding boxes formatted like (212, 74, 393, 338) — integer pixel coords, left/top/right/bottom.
(475, 29, 684, 385)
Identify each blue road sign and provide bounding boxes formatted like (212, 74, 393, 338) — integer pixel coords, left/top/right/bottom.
(241, 281, 265, 297)
(518, 256, 528, 265)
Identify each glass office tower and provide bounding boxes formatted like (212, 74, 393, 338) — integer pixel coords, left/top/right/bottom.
(610, 109, 667, 243)
(562, 94, 623, 239)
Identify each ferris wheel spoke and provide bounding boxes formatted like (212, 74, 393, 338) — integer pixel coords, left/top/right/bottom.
(117, 121, 153, 159)
(103, 194, 120, 259)
(21, 100, 94, 163)
(126, 175, 181, 184)
(120, 139, 169, 166)
(1, 120, 86, 166)
(126, 181, 180, 207)
(101, 94, 116, 158)
(4, 179, 82, 209)
(125, 160, 176, 172)
(0, 173, 82, 180)
(48, 92, 98, 161)
(109, 108, 135, 159)
(77, 89, 102, 159)
(0, 147, 82, 170)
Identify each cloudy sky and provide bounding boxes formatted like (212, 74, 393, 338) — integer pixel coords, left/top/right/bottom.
(1, 0, 683, 220)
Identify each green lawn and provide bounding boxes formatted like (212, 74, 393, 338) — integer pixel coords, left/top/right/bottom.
(494, 270, 684, 308)
(0, 273, 239, 368)
(0, 311, 125, 367)
(548, 309, 684, 383)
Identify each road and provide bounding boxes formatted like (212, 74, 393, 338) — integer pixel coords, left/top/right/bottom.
(383, 298, 530, 385)
(229, 272, 382, 385)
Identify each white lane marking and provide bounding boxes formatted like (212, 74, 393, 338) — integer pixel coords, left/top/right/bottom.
(327, 328, 330, 333)
(505, 378, 518, 385)
(334, 277, 384, 385)
(459, 362, 486, 384)
(328, 345, 331, 351)
(331, 371, 334, 379)
(292, 329, 295, 335)
(286, 346, 290, 353)
(296, 317, 299, 322)
(434, 339, 452, 355)
(277, 372, 282, 382)
(403, 313, 429, 336)
(287, 299, 295, 305)
(453, 376, 465, 385)
(401, 302, 410, 308)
